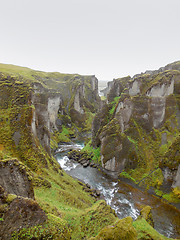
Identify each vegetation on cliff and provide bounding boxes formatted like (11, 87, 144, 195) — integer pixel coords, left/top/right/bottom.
(0, 63, 103, 239)
(0, 63, 179, 239)
(92, 61, 180, 205)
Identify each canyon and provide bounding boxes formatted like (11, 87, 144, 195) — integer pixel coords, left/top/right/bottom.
(0, 62, 179, 239)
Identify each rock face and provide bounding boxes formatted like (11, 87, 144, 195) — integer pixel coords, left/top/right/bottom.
(173, 165, 180, 189)
(92, 61, 180, 196)
(101, 76, 130, 102)
(0, 159, 34, 199)
(99, 119, 136, 172)
(31, 84, 63, 154)
(0, 194, 47, 240)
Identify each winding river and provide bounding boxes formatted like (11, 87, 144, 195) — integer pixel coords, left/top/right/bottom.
(55, 142, 180, 239)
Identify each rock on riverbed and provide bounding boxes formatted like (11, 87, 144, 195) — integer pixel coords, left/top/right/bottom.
(68, 150, 99, 168)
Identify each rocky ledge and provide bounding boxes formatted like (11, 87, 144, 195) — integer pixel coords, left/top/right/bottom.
(68, 149, 99, 168)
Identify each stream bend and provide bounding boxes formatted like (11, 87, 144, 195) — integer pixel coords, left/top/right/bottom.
(55, 142, 180, 239)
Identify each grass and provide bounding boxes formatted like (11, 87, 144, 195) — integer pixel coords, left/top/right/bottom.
(133, 218, 175, 240)
(81, 140, 101, 164)
(33, 166, 119, 239)
(162, 192, 180, 204)
(0, 63, 76, 85)
(56, 125, 75, 143)
(119, 171, 138, 184)
(35, 168, 95, 214)
(109, 96, 121, 115)
(84, 111, 95, 132)
(100, 96, 106, 100)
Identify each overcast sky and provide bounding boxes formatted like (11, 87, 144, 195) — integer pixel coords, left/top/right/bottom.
(0, 0, 180, 80)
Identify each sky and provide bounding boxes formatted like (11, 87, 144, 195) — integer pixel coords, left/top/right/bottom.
(0, 0, 180, 81)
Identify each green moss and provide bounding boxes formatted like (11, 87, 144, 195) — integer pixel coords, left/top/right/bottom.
(0, 103, 50, 172)
(120, 116, 179, 195)
(155, 189, 163, 197)
(119, 171, 138, 184)
(139, 70, 179, 95)
(0, 204, 8, 213)
(34, 168, 95, 216)
(162, 192, 180, 204)
(70, 200, 118, 239)
(11, 214, 72, 240)
(133, 218, 175, 240)
(91, 216, 137, 240)
(100, 96, 106, 100)
(139, 206, 154, 227)
(109, 96, 121, 116)
(160, 135, 180, 170)
(57, 127, 71, 143)
(50, 137, 58, 151)
(127, 136, 138, 146)
(138, 168, 164, 190)
(172, 187, 180, 199)
(84, 111, 95, 132)
(81, 140, 101, 164)
(5, 194, 17, 203)
(109, 105, 116, 115)
(34, 167, 121, 239)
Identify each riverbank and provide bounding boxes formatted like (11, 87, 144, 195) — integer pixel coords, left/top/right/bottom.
(55, 142, 180, 239)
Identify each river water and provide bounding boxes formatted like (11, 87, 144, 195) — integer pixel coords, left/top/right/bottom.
(55, 142, 180, 239)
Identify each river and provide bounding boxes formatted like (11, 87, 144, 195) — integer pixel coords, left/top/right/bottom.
(55, 142, 180, 239)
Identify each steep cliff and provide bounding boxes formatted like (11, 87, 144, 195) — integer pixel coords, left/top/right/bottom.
(0, 64, 105, 239)
(0, 64, 100, 163)
(92, 61, 180, 203)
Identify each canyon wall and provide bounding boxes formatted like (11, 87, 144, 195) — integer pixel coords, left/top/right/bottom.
(0, 66, 100, 170)
(92, 61, 180, 200)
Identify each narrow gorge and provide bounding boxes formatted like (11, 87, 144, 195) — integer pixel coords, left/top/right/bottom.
(0, 62, 179, 239)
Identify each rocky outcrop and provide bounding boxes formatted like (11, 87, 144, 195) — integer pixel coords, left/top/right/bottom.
(101, 76, 130, 102)
(0, 159, 34, 199)
(133, 61, 180, 78)
(173, 165, 180, 189)
(31, 84, 63, 154)
(73, 85, 85, 114)
(68, 149, 99, 168)
(99, 119, 137, 172)
(0, 189, 47, 240)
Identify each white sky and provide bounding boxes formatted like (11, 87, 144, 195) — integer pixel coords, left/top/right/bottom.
(0, 0, 180, 80)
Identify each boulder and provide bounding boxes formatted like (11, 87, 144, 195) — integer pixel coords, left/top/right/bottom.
(82, 161, 90, 168)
